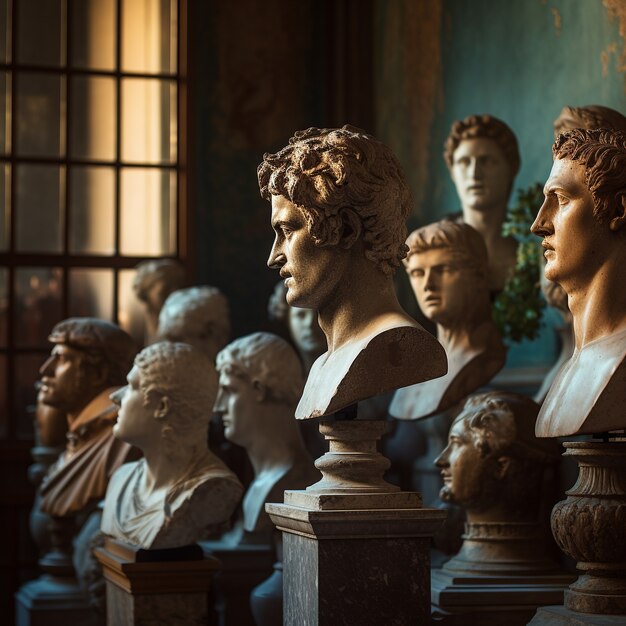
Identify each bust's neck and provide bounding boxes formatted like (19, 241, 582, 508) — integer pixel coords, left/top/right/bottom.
(462, 204, 506, 243)
(318, 262, 412, 354)
(568, 259, 626, 348)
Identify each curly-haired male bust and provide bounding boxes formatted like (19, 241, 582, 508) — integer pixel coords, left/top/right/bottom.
(259, 125, 447, 418)
(531, 128, 626, 436)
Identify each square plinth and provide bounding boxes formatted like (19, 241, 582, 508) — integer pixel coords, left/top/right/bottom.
(267, 498, 446, 626)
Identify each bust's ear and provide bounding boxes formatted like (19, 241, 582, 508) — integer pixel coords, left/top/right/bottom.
(252, 379, 267, 403)
(495, 456, 512, 480)
(155, 395, 170, 420)
(609, 195, 626, 232)
(339, 208, 362, 250)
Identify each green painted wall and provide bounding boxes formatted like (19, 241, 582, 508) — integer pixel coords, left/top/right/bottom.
(376, 0, 626, 370)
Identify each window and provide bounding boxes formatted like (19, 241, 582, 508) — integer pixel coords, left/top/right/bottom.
(0, 0, 186, 441)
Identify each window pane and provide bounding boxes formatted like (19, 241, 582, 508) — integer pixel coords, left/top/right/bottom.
(0, 0, 10, 63)
(17, 0, 65, 67)
(120, 168, 175, 255)
(71, 0, 116, 71)
(69, 268, 114, 320)
(121, 0, 176, 74)
(70, 76, 116, 160)
(0, 71, 9, 153)
(15, 354, 46, 440)
(0, 268, 7, 347)
(0, 164, 9, 251)
(69, 166, 115, 255)
(16, 165, 64, 253)
(121, 78, 176, 164)
(16, 73, 65, 157)
(118, 268, 145, 346)
(15, 267, 63, 348)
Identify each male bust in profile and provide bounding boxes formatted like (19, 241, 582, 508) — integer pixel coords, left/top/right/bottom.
(390, 220, 506, 420)
(531, 128, 626, 437)
(37, 318, 139, 520)
(444, 114, 520, 291)
(258, 125, 446, 418)
(214, 332, 319, 544)
(157, 285, 231, 362)
(102, 342, 242, 549)
(436, 391, 557, 524)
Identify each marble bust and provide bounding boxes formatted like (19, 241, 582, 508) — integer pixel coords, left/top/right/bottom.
(531, 128, 626, 437)
(133, 259, 185, 345)
(436, 391, 558, 522)
(444, 114, 520, 291)
(536, 105, 626, 404)
(259, 125, 447, 418)
(157, 286, 230, 362)
(553, 104, 626, 137)
(214, 332, 319, 544)
(101, 342, 243, 549)
(268, 280, 326, 375)
(390, 220, 506, 420)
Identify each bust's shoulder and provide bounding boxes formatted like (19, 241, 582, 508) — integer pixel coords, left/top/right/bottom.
(298, 321, 447, 418)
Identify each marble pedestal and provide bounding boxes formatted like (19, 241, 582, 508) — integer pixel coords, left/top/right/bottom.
(201, 541, 274, 626)
(528, 440, 626, 625)
(15, 516, 96, 626)
(267, 419, 446, 626)
(95, 538, 219, 626)
(431, 520, 574, 625)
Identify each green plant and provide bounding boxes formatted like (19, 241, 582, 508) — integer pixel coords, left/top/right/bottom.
(493, 183, 545, 343)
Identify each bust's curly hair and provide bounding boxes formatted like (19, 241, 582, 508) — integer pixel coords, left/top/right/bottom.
(257, 125, 412, 276)
(443, 114, 520, 179)
(552, 128, 626, 225)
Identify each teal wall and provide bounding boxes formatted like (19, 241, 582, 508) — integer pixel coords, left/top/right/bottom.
(191, 0, 626, 369)
(375, 0, 626, 371)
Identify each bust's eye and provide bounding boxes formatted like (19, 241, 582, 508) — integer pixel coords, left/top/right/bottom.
(555, 193, 568, 206)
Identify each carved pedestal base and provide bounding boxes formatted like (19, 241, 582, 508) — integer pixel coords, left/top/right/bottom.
(15, 516, 96, 626)
(201, 541, 274, 626)
(529, 440, 626, 625)
(431, 521, 574, 625)
(267, 417, 446, 626)
(95, 538, 219, 626)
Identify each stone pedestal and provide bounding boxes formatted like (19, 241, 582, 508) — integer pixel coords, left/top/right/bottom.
(201, 541, 274, 626)
(267, 418, 446, 626)
(529, 440, 626, 625)
(430, 520, 574, 625)
(95, 538, 220, 626)
(15, 516, 96, 626)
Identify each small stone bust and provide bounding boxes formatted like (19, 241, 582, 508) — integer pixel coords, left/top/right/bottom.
(444, 114, 520, 292)
(260, 125, 446, 418)
(436, 391, 558, 523)
(101, 342, 243, 549)
(214, 332, 319, 544)
(531, 129, 626, 436)
(157, 286, 230, 363)
(133, 259, 185, 345)
(390, 220, 506, 420)
(268, 280, 326, 375)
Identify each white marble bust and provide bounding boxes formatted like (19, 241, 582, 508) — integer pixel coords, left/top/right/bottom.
(258, 125, 447, 418)
(390, 220, 506, 420)
(444, 114, 520, 292)
(531, 128, 626, 437)
(215, 332, 319, 544)
(101, 342, 243, 549)
(157, 286, 230, 362)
